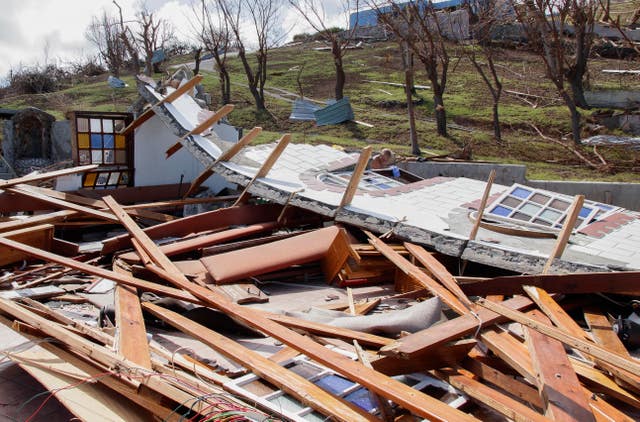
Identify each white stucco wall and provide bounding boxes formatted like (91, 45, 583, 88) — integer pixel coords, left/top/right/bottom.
(133, 115, 235, 194)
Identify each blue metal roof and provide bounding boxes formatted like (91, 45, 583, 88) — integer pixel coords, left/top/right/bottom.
(349, 0, 466, 29)
(314, 98, 355, 126)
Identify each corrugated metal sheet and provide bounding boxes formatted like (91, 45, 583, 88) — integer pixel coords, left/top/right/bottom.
(289, 99, 321, 121)
(314, 98, 355, 126)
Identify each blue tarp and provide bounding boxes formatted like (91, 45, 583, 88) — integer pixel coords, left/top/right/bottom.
(151, 49, 165, 64)
(107, 75, 127, 89)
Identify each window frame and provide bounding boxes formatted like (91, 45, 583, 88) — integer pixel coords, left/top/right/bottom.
(72, 111, 134, 189)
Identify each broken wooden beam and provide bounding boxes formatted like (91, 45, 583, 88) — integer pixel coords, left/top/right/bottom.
(120, 75, 203, 136)
(0, 164, 97, 189)
(183, 126, 263, 198)
(460, 271, 640, 296)
(104, 194, 479, 421)
(524, 310, 595, 422)
(476, 298, 640, 375)
(366, 231, 470, 315)
(233, 134, 291, 206)
(338, 146, 372, 208)
(143, 302, 375, 422)
(542, 194, 584, 274)
(165, 104, 235, 158)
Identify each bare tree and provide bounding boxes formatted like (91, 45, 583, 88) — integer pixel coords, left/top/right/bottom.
(465, 1, 503, 142)
(369, 1, 451, 137)
(135, 6, 174, 76)
(513, 0, 598, 144)
(218, 0, 285, 111)
(194, 0, 233, 104)
(113, 0, 140, 74)
(289, 0, 359, 100)
(85, 11, 127, 77)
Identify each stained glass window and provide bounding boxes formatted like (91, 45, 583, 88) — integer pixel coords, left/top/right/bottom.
(74, 112, 133, 188)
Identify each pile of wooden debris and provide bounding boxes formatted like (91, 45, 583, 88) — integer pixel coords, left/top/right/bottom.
(1, 166, 639, 421)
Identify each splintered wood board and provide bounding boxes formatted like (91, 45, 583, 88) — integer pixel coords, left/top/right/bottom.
(0, 224, 54, 266)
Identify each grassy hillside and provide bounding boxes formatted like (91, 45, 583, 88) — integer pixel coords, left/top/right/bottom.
(2, 41, 639, 182)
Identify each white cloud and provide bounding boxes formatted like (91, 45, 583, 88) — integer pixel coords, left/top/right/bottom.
(0, 0, 346, 80)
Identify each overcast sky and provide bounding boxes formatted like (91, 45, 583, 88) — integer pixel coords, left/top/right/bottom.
(0, 0, 351, 81)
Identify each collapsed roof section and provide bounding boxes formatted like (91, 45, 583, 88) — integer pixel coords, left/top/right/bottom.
(135, 77, 640, 274)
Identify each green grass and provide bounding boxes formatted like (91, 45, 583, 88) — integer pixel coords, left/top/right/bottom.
(1, 41, 639, 181)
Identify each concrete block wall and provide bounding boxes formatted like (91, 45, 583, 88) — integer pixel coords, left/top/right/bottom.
(399, 161, 640, 211)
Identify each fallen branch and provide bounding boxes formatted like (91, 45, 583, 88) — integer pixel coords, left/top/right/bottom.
(529, 124, 610, 172)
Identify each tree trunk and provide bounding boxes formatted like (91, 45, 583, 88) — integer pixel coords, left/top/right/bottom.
(570, 76, 589, 109)
(220, 70, 231, 104)
(570, 104, 582, 145)
(238, 49, 266, 111)
(193, 48, 202, 75)
(492, 99, 501, 142)
(144, 56, 153, 76)
(403, 46, 420, 155)
(434, 93, 447, 137)
(559, 88, 582, 144)
(332, 39, 345, 100)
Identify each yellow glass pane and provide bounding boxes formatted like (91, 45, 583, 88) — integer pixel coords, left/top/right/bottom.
(83, 173, 97, 187)
(115, 135, 126, 149)
(78, 133, 90, 148)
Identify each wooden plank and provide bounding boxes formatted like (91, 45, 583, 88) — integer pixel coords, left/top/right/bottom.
(0, 285, 65, 300)
(366, 231, 470, 315)
(165, 104, 235, 157)
(143, 302, 374, 422)
(0, 164, 97, 188)
(542, 194, 584, 274)
(524, 310, 595, 422)
(19, 298, 113, 346)
(120, 75, 204, 136)
(353, 339, 395, 421)
(461, 357, 543, 409)
(468, 169, 496, 241)
(378, 295, 534, 359)
(233, 134, 291, 206)
(0, 300, 216, 417)
(519, 285, 640, 393)
(338, 146, 372, 208)
(461, 271, 640, 297)
(104, 194, 478, 421)
(102, 203, 285, 254)
(483, 325, 637, 421)
(268, 346, 300, 364)
(113, 263, 152, 369)
(570, 358, 640, 408)
(19, 184, 175, 222)
(0, 224, 54, 266)
(7, 186, 119, 222)
(0, 236, 201, 302)
(7, 335, 160, 421)
(404, 242, 473, 309)
(0, 210, 78, 233)
(371, 339, 477, 376)
(0, 235, 421, 350)
(52, 237, 80, 256)
(476, 298, 640, 375)
(583, 306, 640, 393)
(182, 127, 262, 198)
(354, 298, 381, 315)
(523, 286, 591, 341)
(435, 367, 550, 422)
(119, 221, 280, 264)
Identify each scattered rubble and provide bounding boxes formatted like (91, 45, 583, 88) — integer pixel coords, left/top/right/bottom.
(1, 75, 639, 421)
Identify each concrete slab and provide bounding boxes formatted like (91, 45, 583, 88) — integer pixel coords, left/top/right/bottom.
(138, 78, 640, 274)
